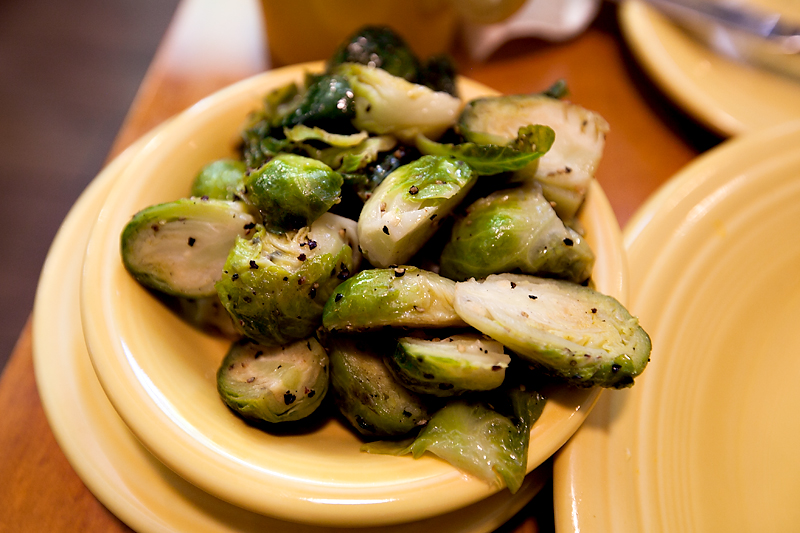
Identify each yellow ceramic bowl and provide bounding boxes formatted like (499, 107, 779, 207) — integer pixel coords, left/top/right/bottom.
(81, 62, 627, 527)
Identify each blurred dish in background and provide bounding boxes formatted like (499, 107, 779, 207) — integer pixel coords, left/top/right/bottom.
(619, 0, 800, 136)
(552, 118, 800, 532)
(260, 0, 601, 65)
(461, 0, 602, 61)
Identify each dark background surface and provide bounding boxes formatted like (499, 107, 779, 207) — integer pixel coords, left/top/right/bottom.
(0, 0, 180, 371)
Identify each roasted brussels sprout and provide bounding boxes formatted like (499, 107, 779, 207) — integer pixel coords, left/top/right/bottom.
(453, 274, 651, 388)
(458, 94, 609, 221)
(386, 334, 510, 397)
(334, 63, 461, 143)
(278, 74, 356, 132)
(322, 266, 467, 332)
(216, 213, 360, 345)
(169, 295, 239, 338)
(190, 159, 247, 201)
(357, 155, 476, 267)
(418, 54, 458, 96)
(439, 185, 594, 283)
(326, 335, 430, 438)
(241, 153, 343, 233)
(327, 26, 421, 82)
(121, 198, 257, 297)
(217, 337, 329, 423)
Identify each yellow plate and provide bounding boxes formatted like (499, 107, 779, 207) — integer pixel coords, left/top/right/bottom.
(619, 0, 800, 137)
(32, 126, 550, 533)
(81, 63, 627, 527)
(553, 119, 800, 531)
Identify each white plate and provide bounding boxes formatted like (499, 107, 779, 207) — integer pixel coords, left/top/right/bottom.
(552, 119, 800, 531)
(32, 126, 549, 533)
(619, 0, 800, 137)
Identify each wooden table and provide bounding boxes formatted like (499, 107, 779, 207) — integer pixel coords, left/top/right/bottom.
(0, 0, 722, 531)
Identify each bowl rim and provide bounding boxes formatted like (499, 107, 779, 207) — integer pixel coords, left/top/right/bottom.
(81, 61, 626, 527)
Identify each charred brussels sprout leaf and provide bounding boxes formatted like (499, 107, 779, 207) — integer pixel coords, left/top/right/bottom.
(540, 79, 569, 99)
(439, 186, 594, 283)
(322, 266, 467, 332)
(326, 336, 430, 438)
(242, 153, 343, 232)
(327, 25, 421, 82)
(334, 63, 461, 143)
(217, 337, 329, 423)
(278, 74, 356, 132)
(458, 93, 609, 221)
(358, 155, 476, 267)
(121, 199, 256, 297)
(418, 54, 458, 96)
(216, 214, 360, 345)
(453, 274, 652, 388)
(386, 334, 510, 397)
(190, 159, 247, 201)
(415, 124, 554, 175)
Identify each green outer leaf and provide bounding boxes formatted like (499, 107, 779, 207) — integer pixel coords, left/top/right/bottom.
(414, 124, 554, 175)
(283, 125, 368, 147)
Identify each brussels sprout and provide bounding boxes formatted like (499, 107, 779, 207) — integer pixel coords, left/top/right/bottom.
(334, 63, 461, 143)
(439, 186, 594, 283)
(242, 153, 343, 233)
(453, 274, 652, 388)
(327, 26, 421, 82)
(418, 54, 458, 96)
(415, 124, 554, 176)
(278, 74, 356, 132)
(217, 337, 329, 423)
(386, 334, 510, 397)
(458, 94, 609, 221)
(326, 335, 430, 438)
(216, 213, 360, 345)
(170, 295, 239, 338)
(121, 198, 257, 297)
(190, 159, 247, 201)
(358, 155, 476, 267)
(322, 266, 467, 332)
(362, 385, 546, 492)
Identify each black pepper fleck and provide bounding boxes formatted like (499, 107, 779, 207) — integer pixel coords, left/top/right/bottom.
(249, 260, 258, 269)
(188, 237, 196, 247)
(382, 225, 390, 235)
(284, 391, 296, 404)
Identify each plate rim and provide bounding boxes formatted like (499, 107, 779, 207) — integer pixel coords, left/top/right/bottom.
(552, 118, 800, 532)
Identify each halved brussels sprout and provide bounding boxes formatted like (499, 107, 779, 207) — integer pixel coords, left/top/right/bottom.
(439, 186, 594, 283)
(121, 198, 256, 297)
(322, 266, 467, 332)
(334, 63, 461, 143)
(458, 94, 609, 221)
(242, 153, 343, 233)
(358, 155, 476, 267)
(327, 26, 421, 82)
(216, 213, 360, 345)
(453, 274, 651, 388)
(190, 159, 247, 201)
(326, 335, 430, 438)
(386, 334, 510, 397)
(170, 295, 239, 338)
(217, 336, 329, 423)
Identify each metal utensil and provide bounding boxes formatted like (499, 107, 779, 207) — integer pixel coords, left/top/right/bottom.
(639, 0, 800, 80)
